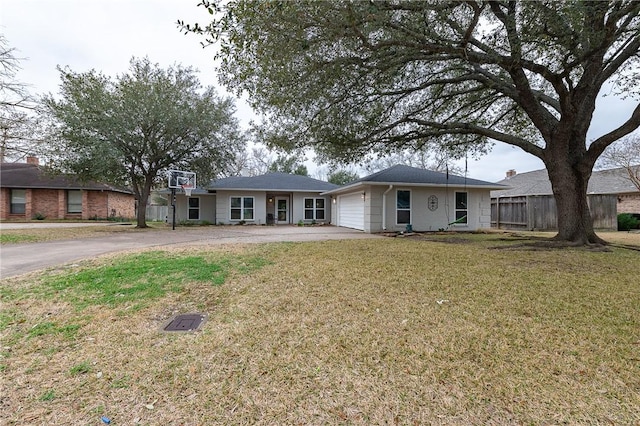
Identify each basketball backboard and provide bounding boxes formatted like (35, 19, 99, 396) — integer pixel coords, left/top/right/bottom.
(168, 170, 196, 191)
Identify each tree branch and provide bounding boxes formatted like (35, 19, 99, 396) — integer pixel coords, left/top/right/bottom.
(588, 102, 640, 163)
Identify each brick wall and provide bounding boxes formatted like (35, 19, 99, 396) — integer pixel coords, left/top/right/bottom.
(618, 194, 640, 214)
(108, 192, 136, 219)
(85, 191, 135, 219)
(31, 189, 62, 219)
(0, 188, 9, 219)
(0, 188, 135, 220)
(86, 191, 108, 219)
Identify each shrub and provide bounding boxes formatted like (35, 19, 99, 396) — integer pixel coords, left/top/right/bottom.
(617, 213, 640, 231)
(32, 212, 46, 220)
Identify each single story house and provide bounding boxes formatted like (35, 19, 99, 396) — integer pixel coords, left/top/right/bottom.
(169, 172, 339, 225)
(0, 157, 136, 221)
(322, 165, 507, 233)
(490, 167, 639, 231)
(169, 165, 506, 232)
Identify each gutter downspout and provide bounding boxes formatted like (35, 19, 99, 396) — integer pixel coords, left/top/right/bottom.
(382, 185, 394, 230)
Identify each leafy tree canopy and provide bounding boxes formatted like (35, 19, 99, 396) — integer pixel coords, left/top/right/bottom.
(327, 169, 360, 185)
(185, 0, 640, 244)
(268, 154, 309, 176)
(43, 57, 245, 227)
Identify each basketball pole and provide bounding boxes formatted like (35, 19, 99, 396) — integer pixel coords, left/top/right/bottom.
(171, 188, 176, 230)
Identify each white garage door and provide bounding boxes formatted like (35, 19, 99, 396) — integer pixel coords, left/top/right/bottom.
(338, 193, 364, 230)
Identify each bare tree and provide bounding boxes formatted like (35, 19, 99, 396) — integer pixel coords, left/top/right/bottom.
(0, 35, 40, 162)
(599, 133, 640, 190)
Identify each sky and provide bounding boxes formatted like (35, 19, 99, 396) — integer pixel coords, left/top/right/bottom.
(1, 0, 637, 182)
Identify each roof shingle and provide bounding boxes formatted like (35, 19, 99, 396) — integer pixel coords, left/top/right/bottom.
(0, 163, 133, 194)
(490, 167, 639, 197)
(208, 172, 338, 192)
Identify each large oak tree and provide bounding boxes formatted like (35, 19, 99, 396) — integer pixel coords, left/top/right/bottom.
(44, 57, 244, 227)
(185, 0, 640, 244)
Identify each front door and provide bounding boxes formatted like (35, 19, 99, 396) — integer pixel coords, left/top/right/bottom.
(276, 197, 288, 224)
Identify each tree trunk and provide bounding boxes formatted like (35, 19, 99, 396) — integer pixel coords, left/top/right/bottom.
(545, 161, 606, 245)
(134, 176, 154, 228)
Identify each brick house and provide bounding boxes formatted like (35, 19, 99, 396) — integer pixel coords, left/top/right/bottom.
(1, 157, 135, 220)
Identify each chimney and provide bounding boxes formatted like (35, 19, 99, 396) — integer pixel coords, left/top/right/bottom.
(26, 156, 39, 165)
(506, 169, 516, 179)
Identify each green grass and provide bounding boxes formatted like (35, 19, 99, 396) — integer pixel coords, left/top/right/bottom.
(0, 234, 39, 244)
(69, 362, 92, 376)
(3, 251, 268, 311)
(39, 390, 56, 401)
(27, 322, 81, 340)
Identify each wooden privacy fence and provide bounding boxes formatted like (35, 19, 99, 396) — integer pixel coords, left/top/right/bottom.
(491, 194, 617, 231)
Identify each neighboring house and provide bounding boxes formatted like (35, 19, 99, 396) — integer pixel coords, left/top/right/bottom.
(490, 167, 639, 231)
(0, 157, 135, 220)
(170, 172, 339, 225)
(322, 165, 506, 233)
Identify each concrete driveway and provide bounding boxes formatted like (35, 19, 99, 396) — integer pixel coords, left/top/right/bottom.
(0, 225, 380, 279)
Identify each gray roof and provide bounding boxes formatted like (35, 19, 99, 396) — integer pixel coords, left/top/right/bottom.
(491, 167, 639, 197)
(324, 164, 507, 194)
(208, 172, 339, 192)
(0, 163, 133, 194)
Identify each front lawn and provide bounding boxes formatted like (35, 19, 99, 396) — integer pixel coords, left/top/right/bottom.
(0, 222, 165, 244)
(1, 236, 638, 424)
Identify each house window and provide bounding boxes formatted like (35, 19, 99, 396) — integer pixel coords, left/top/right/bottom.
(188, 197, 200, 220)
(10, 189, 26, 214)
(67, 190, 82, 213)
(455, 192, 468, 224)
(397, 190, 411, 224)
(230, 196, 254, 221)
(304, 198, 325, 220)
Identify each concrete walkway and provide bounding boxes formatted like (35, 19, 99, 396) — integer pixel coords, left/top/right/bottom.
(0, 225, 380, 279)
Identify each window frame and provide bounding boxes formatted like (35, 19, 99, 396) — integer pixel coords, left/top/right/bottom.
(67, 189, 82, 214)
(10, 189, 26, 214)
(396, 189, 411, 225)
(229, 196, 255, 221)
(304, 197, 326, 221)
(454, 191, 468, 225)
(187, 196, 200, 220)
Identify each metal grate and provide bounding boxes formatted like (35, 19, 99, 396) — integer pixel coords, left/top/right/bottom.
(162, 313, 207, 332)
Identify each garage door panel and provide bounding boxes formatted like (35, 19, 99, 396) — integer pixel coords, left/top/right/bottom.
(338, 193, 364, 230)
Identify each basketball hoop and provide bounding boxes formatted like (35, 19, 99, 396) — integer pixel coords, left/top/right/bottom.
(181, 184, 194, 197)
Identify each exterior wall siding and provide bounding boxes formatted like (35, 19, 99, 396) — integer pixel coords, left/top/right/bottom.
(343, 186, 492, 233)
(172, 194, 216, 223)
(212, 191, 332, 226)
